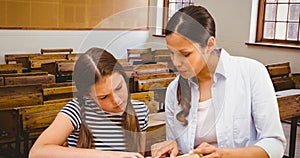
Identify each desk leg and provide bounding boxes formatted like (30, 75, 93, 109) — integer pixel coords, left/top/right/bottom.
(24, 132, 29, 158)
(16, 136, 21, 157)
(289, 117, 298, 158)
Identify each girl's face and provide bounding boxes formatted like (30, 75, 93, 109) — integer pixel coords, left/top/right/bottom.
(90, 72, 128, 113)
(166, 33, 207, 79)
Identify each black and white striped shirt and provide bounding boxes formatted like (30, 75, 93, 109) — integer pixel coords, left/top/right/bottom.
(60, 98, 149, 151)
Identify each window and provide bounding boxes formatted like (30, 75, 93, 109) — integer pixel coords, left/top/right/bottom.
(154, 0, 194, 36)
(257, 0, 300, 44)
(167, 0, 195, 20)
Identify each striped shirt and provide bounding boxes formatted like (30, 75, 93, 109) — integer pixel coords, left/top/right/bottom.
(60, 98, 149, 151)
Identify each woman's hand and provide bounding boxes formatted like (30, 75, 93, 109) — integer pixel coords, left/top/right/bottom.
(151, 140, 179, 158)
(191, 142, 221, 158)
(101, 151, 144, 158)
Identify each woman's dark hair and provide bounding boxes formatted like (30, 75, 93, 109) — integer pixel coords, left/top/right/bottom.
(72, 47, 142, 152)
(166, 5, 216, 126)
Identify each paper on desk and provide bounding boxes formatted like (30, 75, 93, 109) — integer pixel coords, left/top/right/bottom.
(275, 89, 300, 97)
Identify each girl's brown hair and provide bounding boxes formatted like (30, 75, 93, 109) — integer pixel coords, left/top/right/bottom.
(165, 6, 216, 126)
(72, 47, 142, 152)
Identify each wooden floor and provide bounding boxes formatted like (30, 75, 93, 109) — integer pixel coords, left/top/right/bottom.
(282, 122, 300, 158)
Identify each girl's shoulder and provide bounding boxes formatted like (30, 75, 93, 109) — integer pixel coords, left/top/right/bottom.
(60, 98, 82, 129)
(131, 100, 148, 109)
(131, 100, 149, 114)
(62, 98, 80, 111)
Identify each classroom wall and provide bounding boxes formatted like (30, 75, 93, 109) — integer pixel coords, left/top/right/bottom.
(197, 0, 300, 72)
(0, 0, 169, 64)
(0, 29, 149, 63)
(0, 4, 151, 64)
(1, 0, 299, 73)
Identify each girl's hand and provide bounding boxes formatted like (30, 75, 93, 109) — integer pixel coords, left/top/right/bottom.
(151, 140, 179, 158)
(191, 142, 221, 158)
(101, 151, 144, 158)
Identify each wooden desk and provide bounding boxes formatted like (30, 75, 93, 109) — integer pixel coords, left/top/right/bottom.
(276, 89, 300, 158)
(146, 112, 166, 156)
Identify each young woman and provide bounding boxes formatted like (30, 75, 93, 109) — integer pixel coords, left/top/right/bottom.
(151, 5, 286, 158)
(29, 48, 149, 158)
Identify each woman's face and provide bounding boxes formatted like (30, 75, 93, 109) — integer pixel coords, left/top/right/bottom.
(90, 72, 128, 113)
(166, 33, 207, 79)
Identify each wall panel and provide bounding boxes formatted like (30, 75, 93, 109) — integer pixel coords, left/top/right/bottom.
(0, 0, 149, 30)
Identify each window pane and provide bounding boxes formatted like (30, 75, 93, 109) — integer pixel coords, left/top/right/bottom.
(266, 0, 277, 2)
(168, 0, 194, 20)
(278, 0, 289, 2)
(275, 22, 287, 39)
(277, 4, 288, 21)
(289, 4, 300, 22)
(287, 23, 299, 40)
(176, 3, 182, 11)
(183, 3, 190, 7)
(264, 22, 275, 39)
(290, 0, 300, 3)
(169, 3, 176, 19)
(169, 3, 175, 11)
(265, 4, 277, 21)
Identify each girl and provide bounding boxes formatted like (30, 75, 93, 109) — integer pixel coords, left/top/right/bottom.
(29, 48, 149, 158)
(151, 5, 286, 158)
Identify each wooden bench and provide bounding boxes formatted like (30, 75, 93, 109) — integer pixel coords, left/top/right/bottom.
(127, 48, 152, 63)
(0, 81, 72, 156)
(0, 84, 43, 109)
(3, 74, 55, 86)
(291, 73, 300, 89)
(134, 63, 170, 75)
(0, 84, 43, 157)
(0, 101, 68, 157)
(0, 71, 48, 86)
(16, 54, 68, 71)
(0, 77, 3, 86)
(132, 63, 175, 92)
(67, 53, 83, 61)
(42, 82, 76, 104)
(40, 48, 73, 55)
(41, 60, 75, 83)
(131, 91, 160, 114)
(154, 49, 176, 72)
(266, 62, 295, 91)
(118, 61, 135, 92)
(120, 61, 134, 75)
(131, 63, 176, 111)
(0, 108, 21, 157)
(0, 64, 22, 74)
(135, 73, 176, 92)
(4, 53, 39, 64)
(17, 102, 67, 156)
